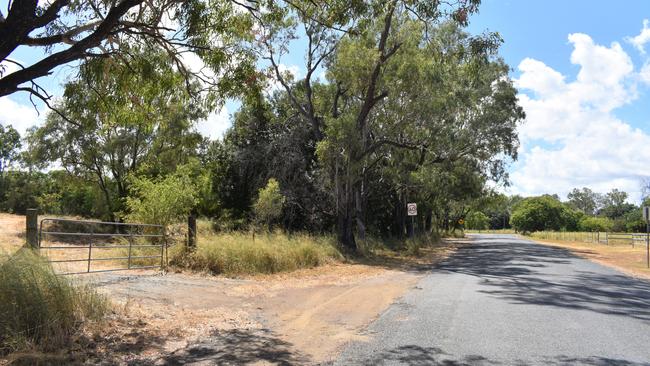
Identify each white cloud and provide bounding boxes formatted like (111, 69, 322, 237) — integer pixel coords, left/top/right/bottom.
(628, 19, 650, 54)
(511, 32, 650, 202)
(640, 62, 650, 84)
(0, 96, 44, 135)
(197, 105, 230, 140)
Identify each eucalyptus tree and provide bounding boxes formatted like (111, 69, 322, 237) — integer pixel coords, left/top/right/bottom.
(317, 17, 522, 247)
(255, 0, 482, 249)
(0, 124, 22, 206)
(567, 187, 601, 216)
(0, 0, 258, 111)
(27, 48, 206, 220)
(0, 124, 20, 176)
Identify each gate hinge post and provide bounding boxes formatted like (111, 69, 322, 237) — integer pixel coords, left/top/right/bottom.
(26, 208, 38, 249)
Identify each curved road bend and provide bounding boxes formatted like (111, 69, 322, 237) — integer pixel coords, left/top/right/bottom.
(334, 234, 650, 366)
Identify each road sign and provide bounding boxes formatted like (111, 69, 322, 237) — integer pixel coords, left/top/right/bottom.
(458, 218, 465, 225)
(643, 206, 650, 221)
(407, 203, 417, 216)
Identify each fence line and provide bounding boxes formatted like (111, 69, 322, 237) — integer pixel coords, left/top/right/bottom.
(529, 231, 649, 247)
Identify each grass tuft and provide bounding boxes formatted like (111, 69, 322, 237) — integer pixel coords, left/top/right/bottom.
(0, 249, 108, 354)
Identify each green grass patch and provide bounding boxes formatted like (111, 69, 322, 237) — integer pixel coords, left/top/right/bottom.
(0, 249, 108, 355)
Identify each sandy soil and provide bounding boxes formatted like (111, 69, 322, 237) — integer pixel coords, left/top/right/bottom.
(532, 238, 650, 281)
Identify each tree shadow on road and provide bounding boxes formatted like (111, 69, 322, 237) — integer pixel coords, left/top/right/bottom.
(352, 345, 500, 365)
(349, 344, 649, 366)
(150, 328, 308, 366)
(438, 236, 650, 322)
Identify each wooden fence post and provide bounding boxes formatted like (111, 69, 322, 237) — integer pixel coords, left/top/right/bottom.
(26, 208, 38, 249)
(187, 214, 197, 249)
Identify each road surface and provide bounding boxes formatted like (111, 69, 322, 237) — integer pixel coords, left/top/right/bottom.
(335, 234, 650, 366)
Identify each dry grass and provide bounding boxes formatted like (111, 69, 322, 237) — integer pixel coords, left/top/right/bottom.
(0, 213, 25, 255)
(466, 229, 516, 234)
(532, 238, 650, 280)
(171, 220, 466, 276)
(530, 231, 605, 243)
(0, 249, 109, 355)
(171, 230, 343, 276)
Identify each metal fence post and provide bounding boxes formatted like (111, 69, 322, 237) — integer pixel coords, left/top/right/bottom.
(645, 221, 650, 268)
(26, 208, 38, 249)
(187, 214, 197, 249)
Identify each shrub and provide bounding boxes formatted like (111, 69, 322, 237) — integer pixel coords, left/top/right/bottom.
(465, 211, 489, 230)
(578, 216, 613, 232)
(510, 196, 577, 233)
(125, 165, 198, 226)
(253, 178, 285, 230)
(0, 249, 108, 354)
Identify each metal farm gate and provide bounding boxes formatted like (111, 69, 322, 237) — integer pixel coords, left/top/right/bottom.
(38, 218, 167, 275)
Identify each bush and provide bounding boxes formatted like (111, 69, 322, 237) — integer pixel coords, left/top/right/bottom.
(465, 211, 489, 230)
(578, 216, 613, 232)
(253, 178, 285, 230)
(510, 196, 576, 233)
(171, 231, 342, 275)
(125, 165, 198, 226)
(0, 249, 108, 354)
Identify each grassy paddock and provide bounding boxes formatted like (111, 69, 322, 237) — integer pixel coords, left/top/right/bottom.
(528, 231, 647, 245)
(0, 249, 108, 354)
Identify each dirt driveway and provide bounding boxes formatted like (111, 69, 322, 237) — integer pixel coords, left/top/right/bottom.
(83, 264, 424, 365)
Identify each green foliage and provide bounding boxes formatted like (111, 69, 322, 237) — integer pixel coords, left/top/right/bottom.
(567, 187, 601, 215)
(27, 48, 205, 220)
(125, 165, 198, 226)
(465, 211, 490, 230)
(0, 124, 21, 175)
(599, 189, 636, 220)
(510, 196, 577, 233)
(0, 250, 108, 354)
(624, 209, 647, 232)
(253, 178, 286, 230)
(578, 216, 613, 232)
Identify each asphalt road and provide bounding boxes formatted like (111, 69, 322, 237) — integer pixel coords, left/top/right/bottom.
(334, 234, 650, 366)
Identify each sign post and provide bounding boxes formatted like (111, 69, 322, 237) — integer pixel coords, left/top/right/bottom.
(407, 203, 417, 238)
(643, 206, 650, 268)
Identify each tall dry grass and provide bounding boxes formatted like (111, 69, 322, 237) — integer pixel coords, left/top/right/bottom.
(0, 249, 108, 354)
(171, 231, 343, 275)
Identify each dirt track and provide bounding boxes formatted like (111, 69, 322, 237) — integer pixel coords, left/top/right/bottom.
(87, 264, 422, 364)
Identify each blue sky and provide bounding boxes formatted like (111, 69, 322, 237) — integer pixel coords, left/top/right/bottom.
(2, 1, 650, 201)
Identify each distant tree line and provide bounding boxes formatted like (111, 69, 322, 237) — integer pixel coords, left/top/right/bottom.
(465, 188, 650, 233)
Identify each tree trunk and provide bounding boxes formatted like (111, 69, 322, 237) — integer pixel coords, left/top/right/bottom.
(336, 169, 357, 250)
(337, 201, 356, 250)
(425, 208, 432, 232)
(355, 180, 366, 241)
